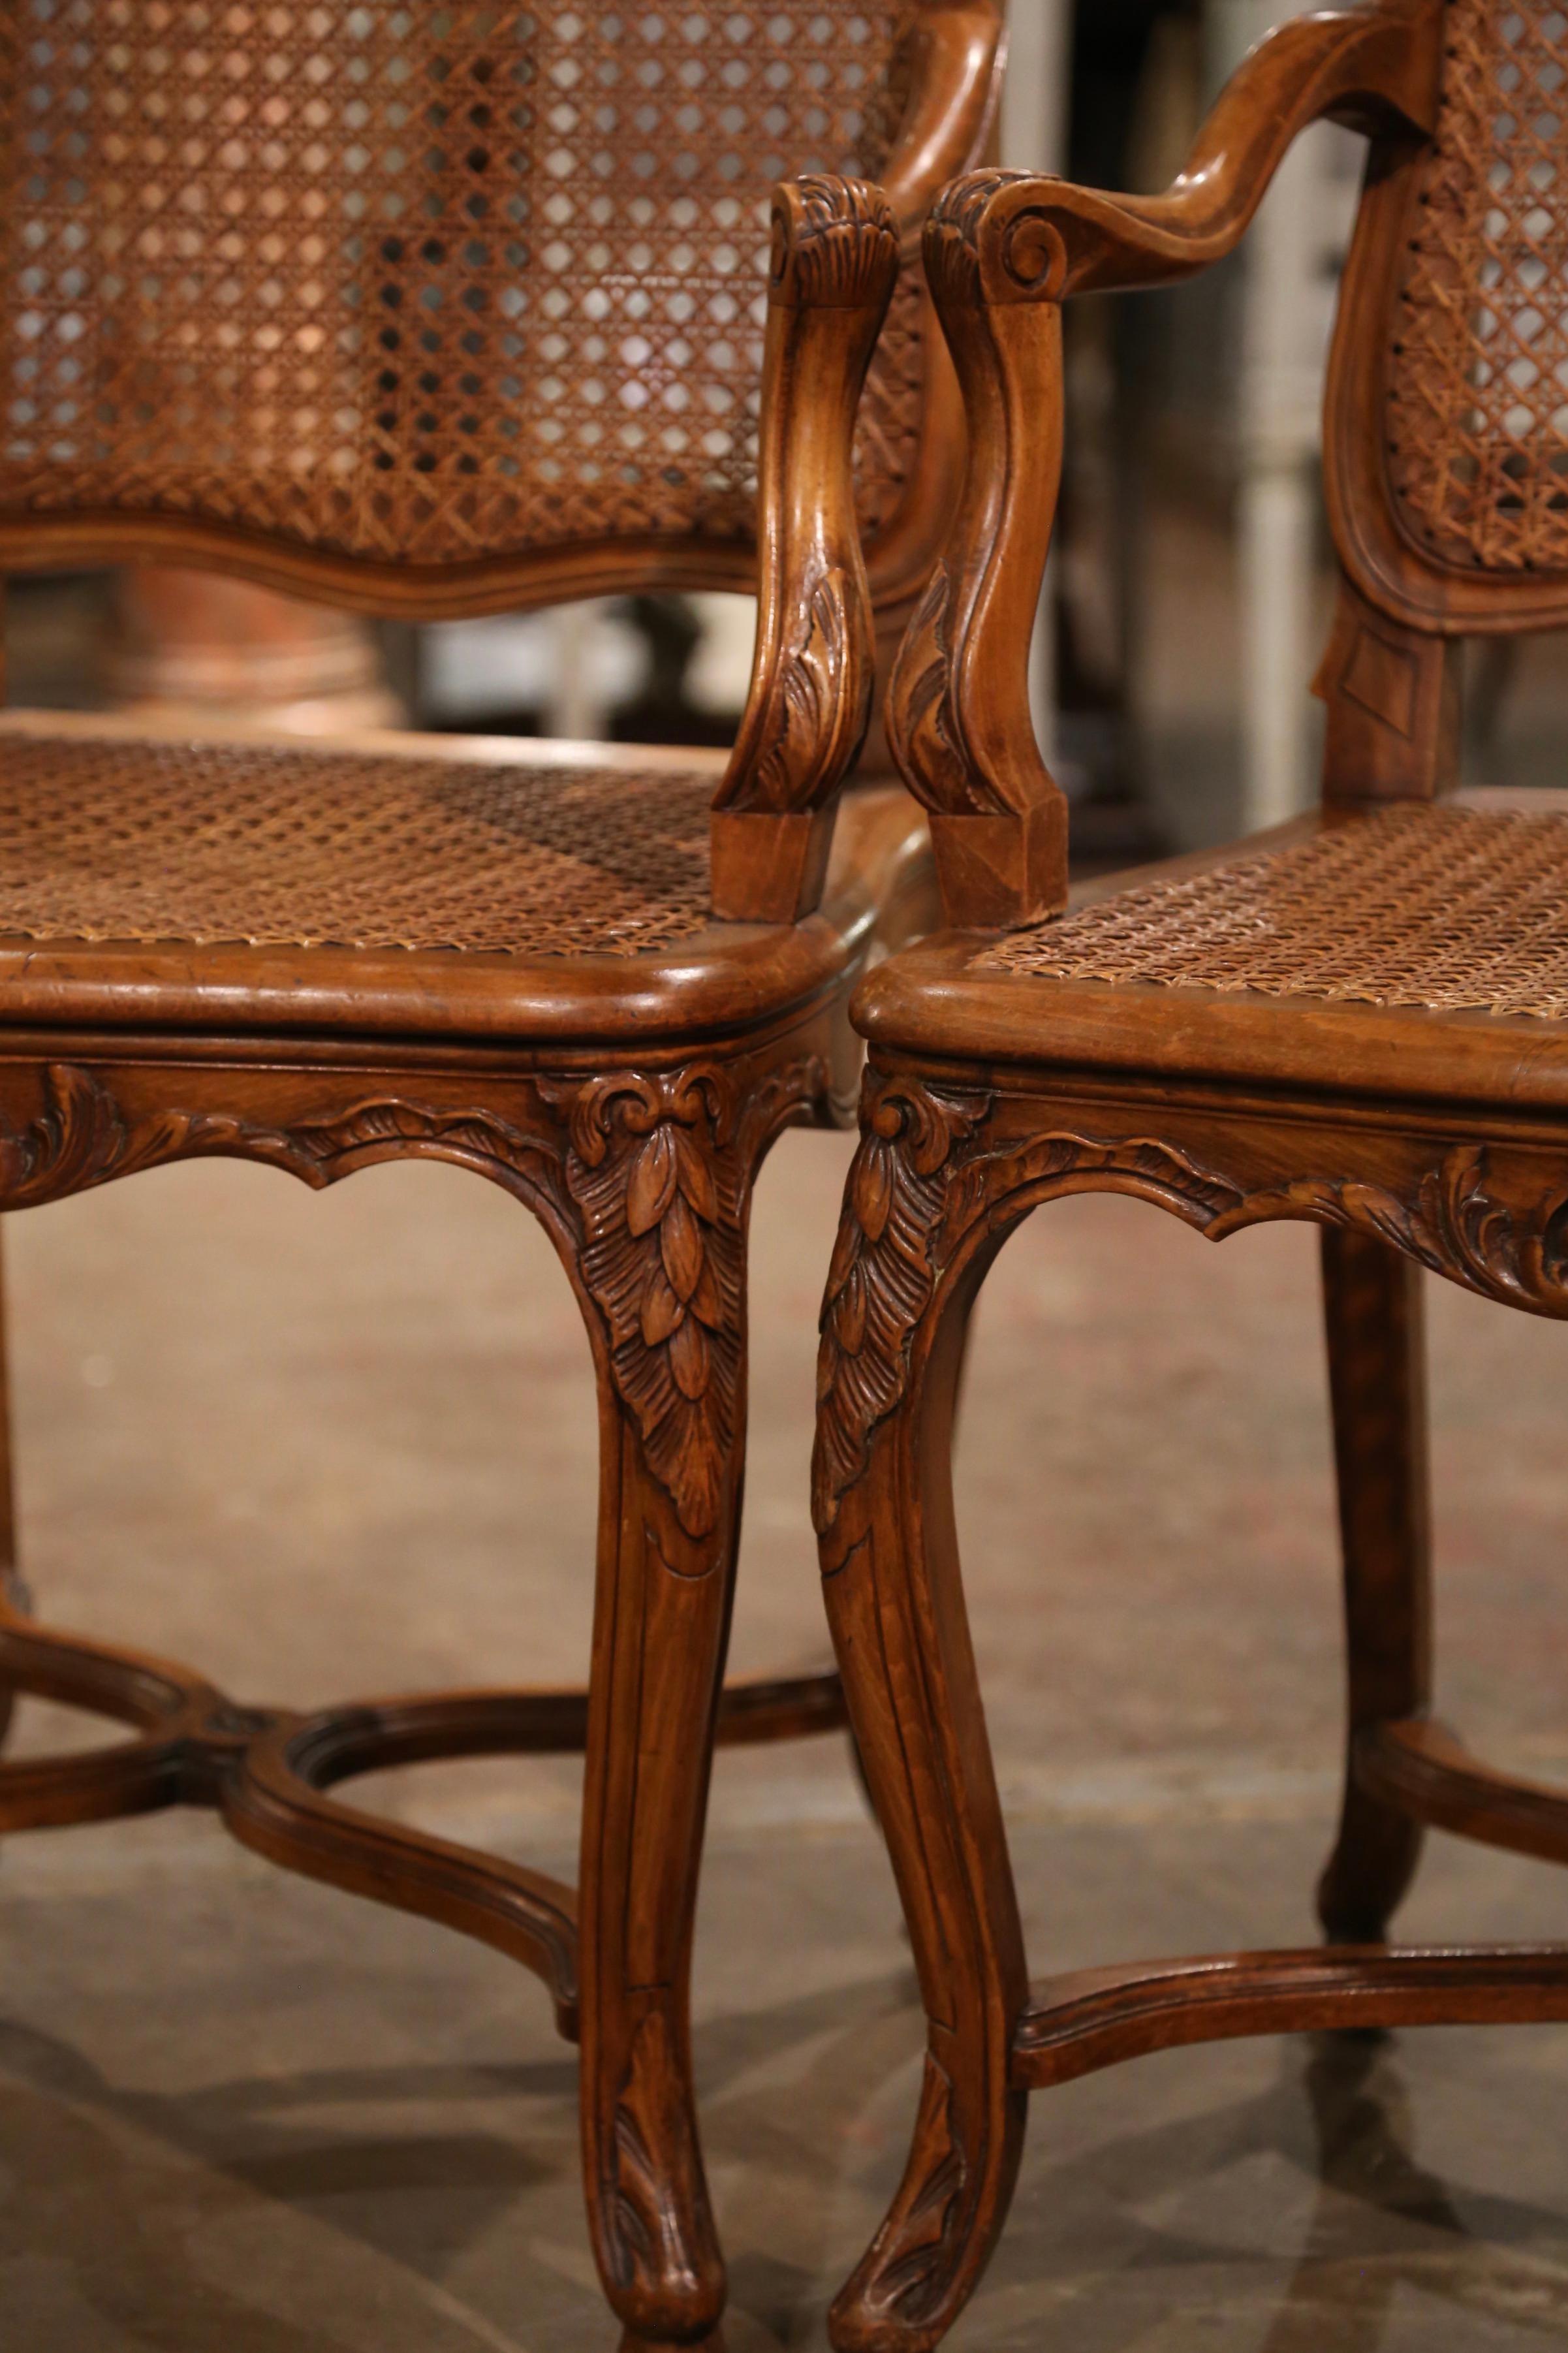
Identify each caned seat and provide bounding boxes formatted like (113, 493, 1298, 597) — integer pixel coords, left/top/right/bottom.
(858, 792, 1568, 1113)
(0, 715, 926, 1041)
(0, 722, 720, 958)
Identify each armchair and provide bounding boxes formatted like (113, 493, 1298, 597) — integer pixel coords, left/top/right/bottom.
(0, 5, 1003, 2347)
(813, 6, 1568, 2346)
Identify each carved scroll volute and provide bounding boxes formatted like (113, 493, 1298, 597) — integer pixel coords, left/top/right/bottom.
(887, 171, 1071, 932)
(711, 176, 900, 926)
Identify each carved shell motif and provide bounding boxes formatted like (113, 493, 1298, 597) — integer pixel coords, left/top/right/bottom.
(772, 172, 900, 307)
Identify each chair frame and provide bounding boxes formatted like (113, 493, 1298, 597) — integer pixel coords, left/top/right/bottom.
(810, 5, 1568, 2348)
(0, 8, 1004, 2347)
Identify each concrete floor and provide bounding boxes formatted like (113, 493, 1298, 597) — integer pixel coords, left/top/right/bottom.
(1, 1135, 1567, 2348)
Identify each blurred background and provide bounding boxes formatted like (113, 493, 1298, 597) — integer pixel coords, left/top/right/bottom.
(8, 0, 1566, 857)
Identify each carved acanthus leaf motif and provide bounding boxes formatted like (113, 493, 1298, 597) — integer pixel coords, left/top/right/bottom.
(924, 168, 1033, 306)
(606, 2008, 715, 2299)
(885, 561, 1003, 821)
(886, 561, 958, 816)
(0, 1064, 559, 1212)
(924, 168, 1068, 308)
(817, 1107, 1568, 1534)
(555, 1062, 742, 1542)
(955, 1129, 1568, 1319)
(862, 2055, 969, 2324)
(1225, 1148, 1568, 1318)
(752, 567, 867, 813)
(813, 1073, 988, 1538)
(771, 172, 900, 308)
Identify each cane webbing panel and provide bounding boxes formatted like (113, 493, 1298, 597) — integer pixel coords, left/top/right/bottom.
(1386, 0, 1568, 573)
(976, 804, 1568, 1022)
(0, 730, 716, 955)
(0, 1, 924, 565)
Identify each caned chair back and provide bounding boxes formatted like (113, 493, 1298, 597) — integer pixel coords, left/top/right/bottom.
(1330, 0, 1568, 631)
(0, 1, 999, 612)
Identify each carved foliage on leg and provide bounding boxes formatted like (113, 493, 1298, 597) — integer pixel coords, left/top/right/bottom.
(562, 1062, 739, 1545)
(0, 1054, 828, 1554)
(605, 2006, 716, 2313)
(813, 1072, 989, 1541)
(557, 1055, 821, 1544)
(812, 1094, 1257, 1541)
(817, 1092, 1568, 1536)
(846, 2055, 969, 2331)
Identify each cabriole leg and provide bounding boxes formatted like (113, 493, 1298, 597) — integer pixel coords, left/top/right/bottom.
(577, 1404, 737, 2352)
(1316, 1227, 1432, 1944)
(815, 1081, 1029, 2353)
(567, 1067, 764, 2353)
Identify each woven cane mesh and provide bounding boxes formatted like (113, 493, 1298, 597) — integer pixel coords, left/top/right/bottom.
(0, 1, 924, 567)
(977, 804, 1568, 1022)
(0, 731, 716, 955)
(1385, 0, 1568, 573)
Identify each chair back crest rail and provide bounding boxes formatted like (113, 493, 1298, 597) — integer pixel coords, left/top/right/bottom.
(885, 0, 1568, 931)
(0, 0, 1000, 615)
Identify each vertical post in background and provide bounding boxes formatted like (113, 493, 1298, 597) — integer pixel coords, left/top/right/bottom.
(999, 0, 1073, 767)
(1209, 0, 1360, 831)
(1240, 110, 1322, 830)
(106, 571, 401, 734)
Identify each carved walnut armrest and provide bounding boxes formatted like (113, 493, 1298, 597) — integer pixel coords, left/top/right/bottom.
(711, 177, 900, 926)
(888, 0, 1445, 932)
(880, 0, 1003, 241)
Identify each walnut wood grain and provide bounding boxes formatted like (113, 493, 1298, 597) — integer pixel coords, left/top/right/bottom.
(816, 1058, 1568, 2350)
(0, 12, 1002, 2345)
(886, 176, 1070, 928)
(0, 1015, 841, 2352)
(1355, 1718, 1568, 1866)
(820, 8, 1568, 2341)
(1012, 1946, 1568, 2090)
(880, 0, 1450, 928)
(1314, 575, 1464, 804)
(1316, 1229, 1433, 1944)
(713, 180, 901, 923)
(942, 2, 1441, 306)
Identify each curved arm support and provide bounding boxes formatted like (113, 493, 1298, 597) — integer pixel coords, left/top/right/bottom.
(881, 0, 1005, 243)
(712, 178, 901, 925)
(936, 0, 1442, 309)
(886, 195, 1069, 931)
(882, 0, 1444, 934)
